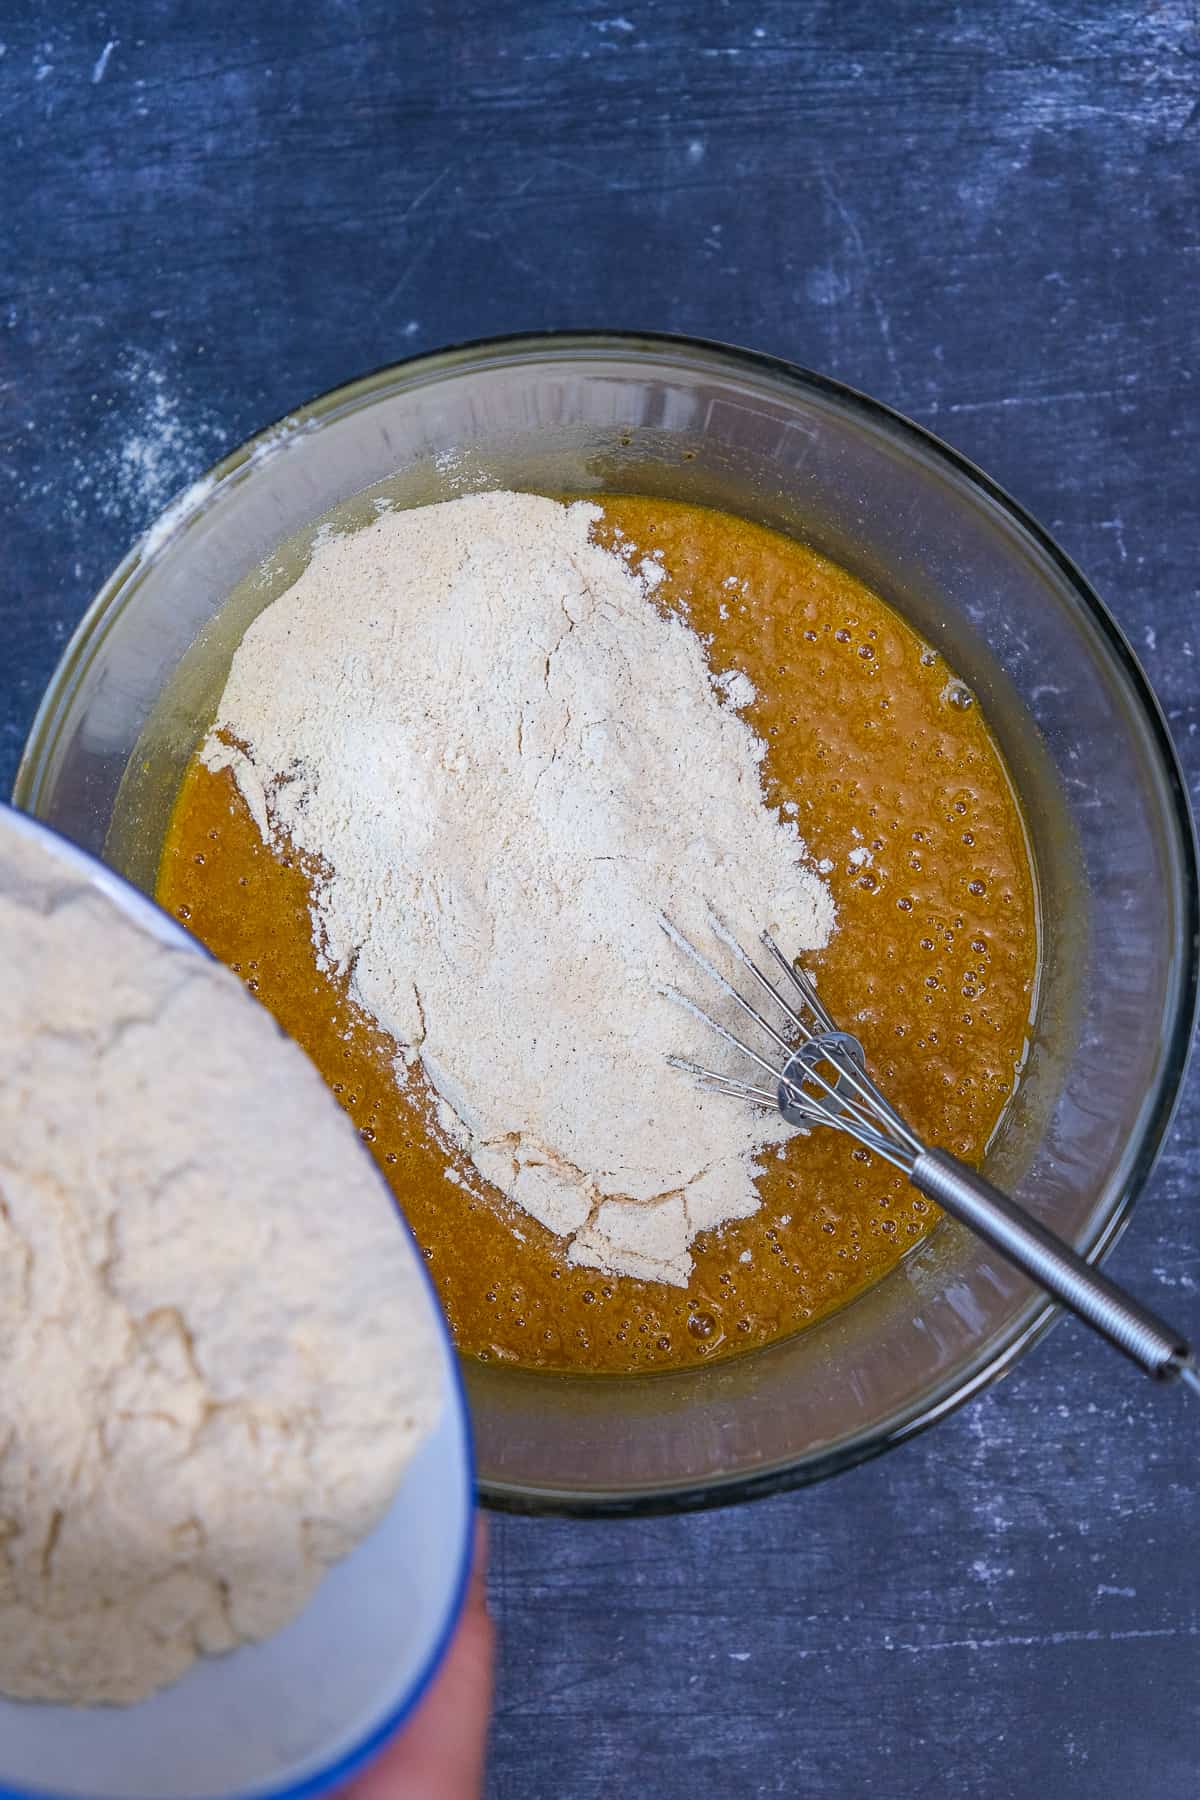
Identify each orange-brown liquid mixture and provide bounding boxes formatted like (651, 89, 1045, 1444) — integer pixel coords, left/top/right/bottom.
(157, 496, 1037, 1374)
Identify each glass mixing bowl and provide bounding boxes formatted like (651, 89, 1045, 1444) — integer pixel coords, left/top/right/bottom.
(15, 333, 1198, 1514)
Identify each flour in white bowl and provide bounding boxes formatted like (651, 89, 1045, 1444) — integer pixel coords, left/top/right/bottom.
(0, 820, 442, 1704)
(203, 492, 834, 1286)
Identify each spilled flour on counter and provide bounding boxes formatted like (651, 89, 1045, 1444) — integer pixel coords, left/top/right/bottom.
(0, 819, 442, 1704)
(204, 491, 834, 1286)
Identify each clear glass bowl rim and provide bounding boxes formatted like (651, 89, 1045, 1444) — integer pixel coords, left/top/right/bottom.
(14, 329, 1199, 1513)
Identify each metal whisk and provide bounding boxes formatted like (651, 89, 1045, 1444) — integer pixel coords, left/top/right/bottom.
(661, 911, 1199, 1392)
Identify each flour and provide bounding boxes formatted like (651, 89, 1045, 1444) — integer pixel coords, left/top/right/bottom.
(204, 492, 834, 1286)
(14, 353, 223, 544)
(0, 818, 442, 1704)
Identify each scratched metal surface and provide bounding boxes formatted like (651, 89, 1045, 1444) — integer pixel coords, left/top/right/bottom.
(1, 3, 1198, 1795)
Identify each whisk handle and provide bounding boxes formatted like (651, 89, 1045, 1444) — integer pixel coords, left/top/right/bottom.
(911, 1148, 1193, 1381)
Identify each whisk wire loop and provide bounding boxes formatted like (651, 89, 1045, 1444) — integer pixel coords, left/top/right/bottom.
(658, 908, 1198, 1388)
(658, 911, 921, 1160)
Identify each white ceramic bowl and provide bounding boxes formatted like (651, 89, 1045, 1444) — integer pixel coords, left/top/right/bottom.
(0, 804, 474, 1800)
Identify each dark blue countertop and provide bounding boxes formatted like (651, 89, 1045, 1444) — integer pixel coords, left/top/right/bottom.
(2, 5, 1197, 1794)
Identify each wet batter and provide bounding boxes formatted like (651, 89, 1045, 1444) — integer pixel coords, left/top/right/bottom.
(157, 495, 1037, 1373)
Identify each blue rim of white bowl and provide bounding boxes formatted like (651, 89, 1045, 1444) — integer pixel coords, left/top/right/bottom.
(0, 802, 476, 1800)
